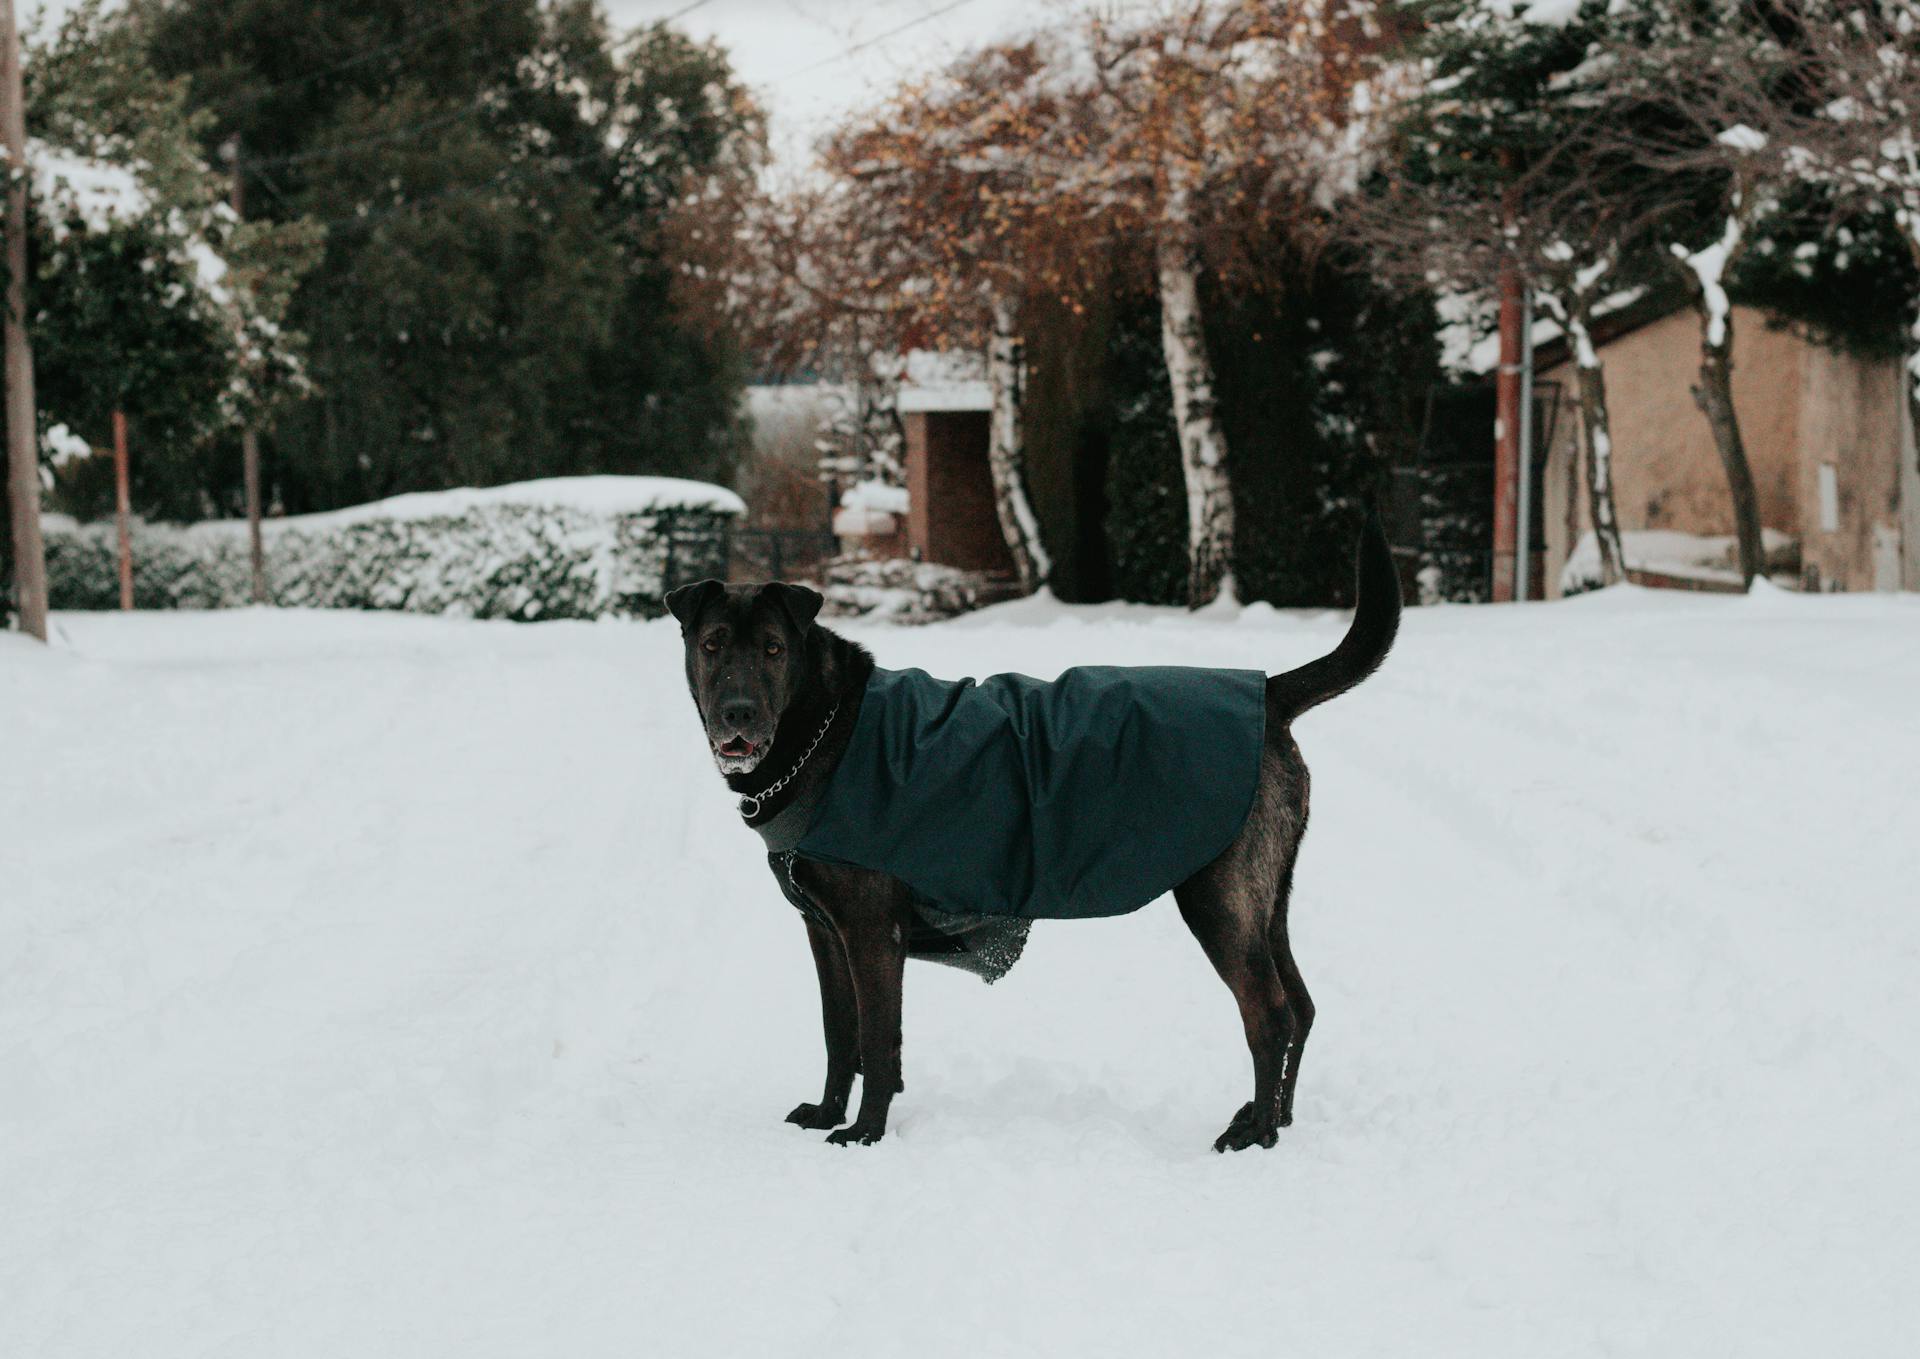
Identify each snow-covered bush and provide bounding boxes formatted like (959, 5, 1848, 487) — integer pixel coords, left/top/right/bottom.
(44, 477, 742, 621)
(816, 556, 982, 624)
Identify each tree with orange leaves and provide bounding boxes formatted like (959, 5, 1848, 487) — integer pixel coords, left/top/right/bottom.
(748, 2, 1384, 604)
(750, 38, 1109, 594)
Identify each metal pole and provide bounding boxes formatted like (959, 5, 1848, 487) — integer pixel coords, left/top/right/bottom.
(1516, 285, 1535, 603)
(227, 136, 267, 604)
(1, 0, 46, 639)
(113, 410, 133, 610)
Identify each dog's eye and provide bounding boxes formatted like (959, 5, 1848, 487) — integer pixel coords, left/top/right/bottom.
(701, 637, 722, 654)
(765, 641, 784, 657)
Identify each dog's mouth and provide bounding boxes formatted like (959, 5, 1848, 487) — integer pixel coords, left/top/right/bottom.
(710, 732, 768, 774)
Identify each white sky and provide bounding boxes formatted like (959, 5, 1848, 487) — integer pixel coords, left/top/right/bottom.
(603, 0, 1071, 166)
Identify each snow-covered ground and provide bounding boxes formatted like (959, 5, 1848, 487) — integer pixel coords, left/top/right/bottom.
(5, 587, 1917, 1357)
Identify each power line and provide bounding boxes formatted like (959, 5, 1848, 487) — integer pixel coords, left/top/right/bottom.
(791, 0, 983, 78)
(609, 0, 721, 55)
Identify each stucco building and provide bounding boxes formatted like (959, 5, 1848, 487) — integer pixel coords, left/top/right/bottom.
(1535, 303, 1919, 596)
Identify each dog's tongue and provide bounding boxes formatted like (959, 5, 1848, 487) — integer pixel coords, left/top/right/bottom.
(719, 737, 754, 758)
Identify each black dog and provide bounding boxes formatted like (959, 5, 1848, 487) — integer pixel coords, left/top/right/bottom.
(665, 516, 1398, 1150)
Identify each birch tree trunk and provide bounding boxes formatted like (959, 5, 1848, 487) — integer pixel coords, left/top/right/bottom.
(1153, 198, 1236, 607)
(1563, 306, 1627, 587)
(1675, 214, 1765, 588)
(1690, 298, 1767, 587)
(985, 293, 1051, 594)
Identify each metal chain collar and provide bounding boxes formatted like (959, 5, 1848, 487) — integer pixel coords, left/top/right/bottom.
(737, 704, 839, 820)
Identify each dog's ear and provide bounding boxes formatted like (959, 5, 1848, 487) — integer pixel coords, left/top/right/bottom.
(760, 582, 824, 633)
(664, 579, 723, 629)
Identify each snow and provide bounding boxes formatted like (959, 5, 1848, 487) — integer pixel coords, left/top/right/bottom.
(896, 381, 993, 414)
(1717, 123, 1769, 153)
(1562, 526, 1797, 591)
(1460, 313, 1564, 376)
(1435, 288, 1498, 375)
(25, 138, 149, 239)
(1516, 0, 1583, 26)
(898, 348, 993, 413)
(1481, 0, 1584, 24)
(292, 475, 746, 526)
(1455, 284, 1645, 377)
(1673, 214, 1743, 349)
(41, 422, 92, 470)
(7, 593, 1920, 1356)
(838, 478, 910, 515)
(833, 480, 909, 538)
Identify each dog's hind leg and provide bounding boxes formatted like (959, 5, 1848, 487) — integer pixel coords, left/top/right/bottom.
(1268, 861, 1314, 1128)
(787, 917, 858, 1130)
(1176, 868, 1294, 1153)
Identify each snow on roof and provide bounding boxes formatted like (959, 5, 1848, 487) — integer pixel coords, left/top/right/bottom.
(902, 349, 984, 386)
(1441, 286, 1650, 377)
(840, 479, 910, 515)
(896, 349, 992, 412)
(897, 381, 993, 413)
(296, 476, 745, 527)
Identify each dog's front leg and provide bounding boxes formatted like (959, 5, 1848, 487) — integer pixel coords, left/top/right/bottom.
(826, 913, 906, 1147)
(787, 917, 858, 1129)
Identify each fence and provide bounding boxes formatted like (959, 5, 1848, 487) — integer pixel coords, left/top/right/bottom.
(729, 527, 839, 583)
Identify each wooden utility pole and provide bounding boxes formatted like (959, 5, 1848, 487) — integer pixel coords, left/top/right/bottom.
(1491, 264, 1523, 604)
(112, 410, 133, 610)
(226, 136, 267, 604)
(1, 0, 46, 639)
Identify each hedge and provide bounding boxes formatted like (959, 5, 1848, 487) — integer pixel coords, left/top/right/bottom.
(43, 477, 740, 621)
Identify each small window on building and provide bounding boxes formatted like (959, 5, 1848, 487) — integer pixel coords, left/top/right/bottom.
(1818, 462, 1839, 534)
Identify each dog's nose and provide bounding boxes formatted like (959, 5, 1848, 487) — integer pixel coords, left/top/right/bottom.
(718, 700, 757, 730)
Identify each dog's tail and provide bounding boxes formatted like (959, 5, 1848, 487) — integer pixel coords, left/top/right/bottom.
(1267, 510, 1401, 722)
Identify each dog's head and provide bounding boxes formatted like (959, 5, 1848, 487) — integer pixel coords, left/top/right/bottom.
(664, 579, 824, 776)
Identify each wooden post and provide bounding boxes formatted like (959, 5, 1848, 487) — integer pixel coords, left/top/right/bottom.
(1491, 260, 1523, 604)
(242, 427, 264, 602)
(1516, 284, 1535, 602)
(227, 135, 267, 604)
(1, 0, 47, 640)
(113, 410, 133, 610)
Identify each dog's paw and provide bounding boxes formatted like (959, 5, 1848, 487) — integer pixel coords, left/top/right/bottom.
(825, 1124, 885, 1147)
(785, 1102, 846, 1130)
(1213, 1101, 1280, 1153)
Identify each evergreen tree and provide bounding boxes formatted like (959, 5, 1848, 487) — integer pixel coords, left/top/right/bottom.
(23, 0, 319, 523)
(1370, 0, 1692, 588)
(135, 0, 763, 513)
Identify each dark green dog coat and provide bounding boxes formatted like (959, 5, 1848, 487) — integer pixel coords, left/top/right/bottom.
(794, 665, 1267, 927)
